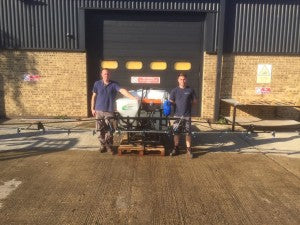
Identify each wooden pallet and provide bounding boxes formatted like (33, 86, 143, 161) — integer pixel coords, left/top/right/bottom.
(144, 145, 165, 156)
(117, 142, 165, 156)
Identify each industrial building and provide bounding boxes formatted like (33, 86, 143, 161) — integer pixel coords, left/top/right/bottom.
(1, 0, 299, 120)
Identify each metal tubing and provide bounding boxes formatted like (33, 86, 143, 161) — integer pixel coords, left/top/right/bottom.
(214, 0, 226, 121)
(232, 105, 237, 132)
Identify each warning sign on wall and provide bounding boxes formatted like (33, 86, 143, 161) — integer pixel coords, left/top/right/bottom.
(257, 64, 272, 83)
(23, 73, 41, 82)
(131, 76, 160, 84)
(255, 87, 271, 95)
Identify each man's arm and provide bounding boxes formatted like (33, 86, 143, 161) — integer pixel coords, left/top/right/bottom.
(91, 92, 97, 116)
(191, 89, 197, 105)
(119, 88, 137, 100)
(169, 89, 175, 105)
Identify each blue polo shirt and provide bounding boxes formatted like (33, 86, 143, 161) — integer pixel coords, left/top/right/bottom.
(170, 86, 196, 117)
(92, 80, 121, 112)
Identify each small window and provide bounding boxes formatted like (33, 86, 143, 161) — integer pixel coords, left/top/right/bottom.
(101, 60, 118, 69)
(150, 62, 167, 70)
(126, 61, 143, 70)
(174, 62, 191, 71)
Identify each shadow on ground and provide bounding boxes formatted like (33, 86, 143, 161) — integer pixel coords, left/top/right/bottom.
(0, 130, 80, 161)
(184, 125, 300, 158)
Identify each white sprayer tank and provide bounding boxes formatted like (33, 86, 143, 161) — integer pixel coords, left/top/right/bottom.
(116, 98, 139, 117)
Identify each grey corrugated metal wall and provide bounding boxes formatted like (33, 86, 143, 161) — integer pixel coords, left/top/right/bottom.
(0, 0, 217, 50)
(0, 0, 300, 53)
(0, 0, 80, 49)
(233, 2, 300, 53)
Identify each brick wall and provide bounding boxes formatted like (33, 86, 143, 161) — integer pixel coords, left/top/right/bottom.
(0, 51, 87, 117)
(1, 51, 299, 120)
(201, 53, 218, 119)
(202, 53, 300, 120)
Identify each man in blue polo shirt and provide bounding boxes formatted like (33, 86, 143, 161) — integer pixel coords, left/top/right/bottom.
(169, 73, 197, 158)
(91, 68, 137, 154)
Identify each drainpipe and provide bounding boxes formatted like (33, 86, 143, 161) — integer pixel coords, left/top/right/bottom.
(213, 0, 226, 121)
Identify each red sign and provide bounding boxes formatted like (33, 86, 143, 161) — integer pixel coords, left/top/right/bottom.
(131, 76, 160, 84)
(23, 73, 41, 82)
(255, 87, 271, 94)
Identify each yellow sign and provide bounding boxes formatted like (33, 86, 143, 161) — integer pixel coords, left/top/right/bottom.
(257, 64, 272, 83)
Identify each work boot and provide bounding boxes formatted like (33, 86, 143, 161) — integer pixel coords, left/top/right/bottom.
(187, 147, 194, 159)
(99, 145, 106, 153)
(170, 146, 179, 156)
(105, 144, 114, 155)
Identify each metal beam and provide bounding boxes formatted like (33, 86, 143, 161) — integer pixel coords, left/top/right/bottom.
(213, 0, 226, 121)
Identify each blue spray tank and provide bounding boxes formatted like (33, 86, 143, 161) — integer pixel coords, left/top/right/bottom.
(163, 98, 172, 117)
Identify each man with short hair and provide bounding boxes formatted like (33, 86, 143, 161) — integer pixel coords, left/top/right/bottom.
(91, 68, 136, 154)
(169, 73, 197, 158)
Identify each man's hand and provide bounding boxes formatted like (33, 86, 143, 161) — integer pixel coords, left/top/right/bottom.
(91, 109, 96, 116)
(120, 88, 138, 100)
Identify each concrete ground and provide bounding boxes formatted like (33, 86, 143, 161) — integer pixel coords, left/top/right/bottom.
(0, 119, 299, 225)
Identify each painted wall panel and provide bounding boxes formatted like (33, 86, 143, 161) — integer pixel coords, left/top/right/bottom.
(0, 0, 299, 53)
